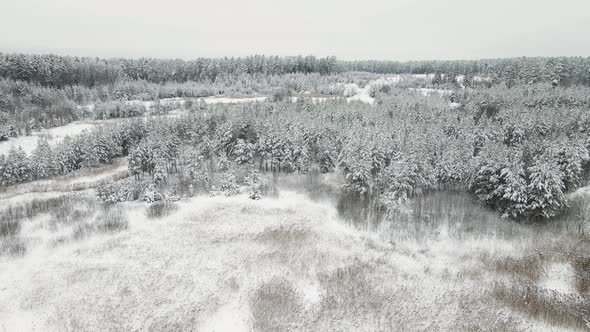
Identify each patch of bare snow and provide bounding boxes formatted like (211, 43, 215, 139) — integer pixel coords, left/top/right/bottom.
(199, 299, 250, 332)
(294, 279, 323, 306)
(201, 96, 267, 104)
(450, 102, 462, 109)
(540, 262, 576, 294)
(409, 88, 452, 97)
(0, 121, 95, 156)
(0, 311, 41, 332)
(346, 84, 374, 104)
(567, 185, 590, 199)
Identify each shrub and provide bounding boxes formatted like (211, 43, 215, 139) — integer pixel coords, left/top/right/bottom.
(97, 178, 149, 203)
(94, 207, 128, 232)
(271, 87, 291, 102)
(143, 186, 164, 203)
(146, 201, 177, 219)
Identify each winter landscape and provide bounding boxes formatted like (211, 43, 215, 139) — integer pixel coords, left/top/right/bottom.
(1, 0, 590, 331)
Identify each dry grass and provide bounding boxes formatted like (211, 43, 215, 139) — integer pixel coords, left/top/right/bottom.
(0, 187, 589, 331)
(0, 194, 97, 252)
(250, 277, 305, 332)
(94, 206, 129, 232)
(0, 236, 26, 256)
(316, 261, 378, 311)
(494, 282, 590, 330)
(490, 254, 545, 282)
(255, 224, 313, 246)
(0, 205, 26, 256)
(72, 205, 128, 240)
(483, 236, 590, 330)
(573, 256, 590, 294)
(0, 210, 22, 238)
(0, 195, 96, 225)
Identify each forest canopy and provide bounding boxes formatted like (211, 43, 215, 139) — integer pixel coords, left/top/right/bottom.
(1, 52, 589, 87)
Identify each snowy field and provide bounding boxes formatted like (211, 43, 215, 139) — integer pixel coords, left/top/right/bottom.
(0, 171, 588, 331)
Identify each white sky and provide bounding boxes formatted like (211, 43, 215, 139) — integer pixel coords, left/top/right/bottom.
(1, 0, 589, 60)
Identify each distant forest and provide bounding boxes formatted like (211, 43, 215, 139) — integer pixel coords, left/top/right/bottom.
(1, 52, 590, 87)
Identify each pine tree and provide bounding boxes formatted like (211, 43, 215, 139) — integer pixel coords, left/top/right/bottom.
(6, 146, 30, 184)
(30, 138, 55, 179)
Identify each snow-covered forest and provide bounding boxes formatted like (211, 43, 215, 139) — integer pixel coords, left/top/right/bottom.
(1, 51, 589, 331)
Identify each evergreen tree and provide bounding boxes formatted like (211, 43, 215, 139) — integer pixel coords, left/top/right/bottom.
(5, 146, 31, 184)
(30, 138, 56, 179)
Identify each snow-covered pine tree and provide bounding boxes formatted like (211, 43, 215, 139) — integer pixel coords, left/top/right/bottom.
(30, 138, 56, 179)
(5, 146, 31, 184)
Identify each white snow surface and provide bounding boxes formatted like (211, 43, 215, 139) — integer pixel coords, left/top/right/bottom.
(540, 262, 577, 294)
(0, 121, 96, 156)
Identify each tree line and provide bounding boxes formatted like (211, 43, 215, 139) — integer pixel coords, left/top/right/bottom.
(0, 53, 339, 87)
(344, 57, 590, 86)
(2, 52, 590, 88)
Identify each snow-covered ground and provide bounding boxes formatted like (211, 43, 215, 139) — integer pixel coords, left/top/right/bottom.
(1, 184, 586, 331)
(540, 263, 577, 294)
(346, 83, 374, 104)
(0, 121, 96, 156)
(409, 87, 452, 97)
(202, 96, 267, 104)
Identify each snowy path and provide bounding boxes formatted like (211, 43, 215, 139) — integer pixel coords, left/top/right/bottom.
(0, 158, 128, 203)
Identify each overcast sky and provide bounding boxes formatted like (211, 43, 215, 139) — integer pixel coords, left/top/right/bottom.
(0, 0, 588, 60)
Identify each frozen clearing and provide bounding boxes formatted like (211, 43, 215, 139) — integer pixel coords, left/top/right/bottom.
(0, 121, 95, 156)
